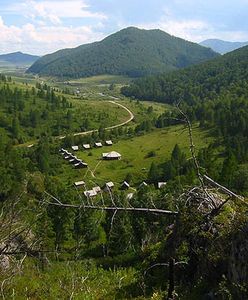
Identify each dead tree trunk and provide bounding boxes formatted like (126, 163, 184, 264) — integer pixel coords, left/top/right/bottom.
(167, 257, 175, 300)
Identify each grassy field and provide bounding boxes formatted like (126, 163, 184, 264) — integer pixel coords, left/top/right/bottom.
(56, 124, 212, 190)
(68, 74, 132, 85)
(0, 79, 136, 142)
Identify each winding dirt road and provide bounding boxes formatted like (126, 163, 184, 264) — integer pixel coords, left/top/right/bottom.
(58, 100, 134, 139)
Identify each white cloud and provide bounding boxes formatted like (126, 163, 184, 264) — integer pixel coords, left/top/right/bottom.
(0, 16, 105, 55)
(133, 16, 248, 43)
(6, 0, 107, 25)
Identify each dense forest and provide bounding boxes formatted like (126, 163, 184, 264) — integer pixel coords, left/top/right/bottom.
(27, 27, 218, 78)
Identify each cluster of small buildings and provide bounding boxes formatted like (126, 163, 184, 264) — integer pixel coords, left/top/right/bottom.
(73, 178, 167, 200)
(74, 180, 115, 198)
(59, 148, 88, 169)
(71, 140, 113, 152)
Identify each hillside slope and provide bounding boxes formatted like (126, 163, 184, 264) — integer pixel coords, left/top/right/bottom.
(27, 27, 219, 78)
(121, 45, 248, 105)
(200, 39, 248, 54)
(0, 51, 39, 66)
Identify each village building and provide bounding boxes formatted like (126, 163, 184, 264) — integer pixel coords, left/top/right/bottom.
(158, 182, 167, 189)
(92, 186, 101, 194)
(139, 181, 148, 189)
(62, 150, 69, 156)
(83, 144, 91, 149)
(74, 181, 85, 188)
(69, 156, 78, 163)
(121, 181, 130, 190)
(95, 142, 103, 148)
(71, 145, 79, 151)
(74, 161, 88, 169)
(102, 151, 121, 160)
(105, 140, 113, 146)
(84, 190, 97, 198)
(64, 153, 73, 160)
(104, 182, 114, 191)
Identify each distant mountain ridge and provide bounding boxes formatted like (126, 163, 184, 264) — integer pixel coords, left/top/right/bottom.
(28, 27, 219, 78)
(200, 39, 248, 54)
(0, 51, 40, 66)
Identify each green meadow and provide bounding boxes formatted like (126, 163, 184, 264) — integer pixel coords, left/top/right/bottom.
(57, 124, 212, 190)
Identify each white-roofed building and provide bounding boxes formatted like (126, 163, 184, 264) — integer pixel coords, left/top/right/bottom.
(72, 145, 79, 151)
(92, 186, 101, 194)
(83, 144, 91, 149)
(84, 190, 97, 198)
(95, 142, 102, 148)
(74, 161, 88, 169)
(105, 140, 113, 146)
(121, 181, 130, 190)
(139, 181, 148, 189)
(102, 151, 121, 160)
(74, 181, 85, 188)
(158, 182, 167, 189)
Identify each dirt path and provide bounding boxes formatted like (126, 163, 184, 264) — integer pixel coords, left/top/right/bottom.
(25, 100, 134, 147)
(58, 100, 134, 139)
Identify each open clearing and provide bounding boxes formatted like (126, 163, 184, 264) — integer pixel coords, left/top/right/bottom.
(58, 124, 212, 189)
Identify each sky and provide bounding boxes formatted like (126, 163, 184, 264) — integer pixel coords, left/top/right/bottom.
(0, 0, 248, 55)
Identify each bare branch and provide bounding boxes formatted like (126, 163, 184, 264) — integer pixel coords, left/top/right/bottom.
(203, 175, 245, 201)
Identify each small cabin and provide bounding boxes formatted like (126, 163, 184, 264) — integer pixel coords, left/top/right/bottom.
(71, 146, 79, 151)
(69, 156, 78, 163)
(83, 144, 91, 150)
(84, 190, 97, 198)
(158, 182, 167, 189)
(95, 142, 103, 148)
(64, 153, 72, 160)
(102, 151, 121, 160)
(121, 181, 130, 190)
(92, 186, 101, 194)
(74, 181, 85, 188)
(104, 182, 114, 191)
(62, 150, 69, 156)
(139, 181, 148, 189)
(105, 140, 113, 146)
(74, 161, 88, 169)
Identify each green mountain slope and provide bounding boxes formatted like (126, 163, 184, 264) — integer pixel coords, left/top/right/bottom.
(121, 45, 248, 105)
(27, 27, 219, 78)
(122, 46, 248, 171)
(200, 38, 248, 54)
(0, 51, 39, 66)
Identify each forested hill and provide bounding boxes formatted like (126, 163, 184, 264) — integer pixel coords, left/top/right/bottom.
(27, 27, 218, 78)
(200, 39, 248, 54)
(122, 45, 248, 173)
(0, 51, 39, 66)
(121, 45, 248, 105)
